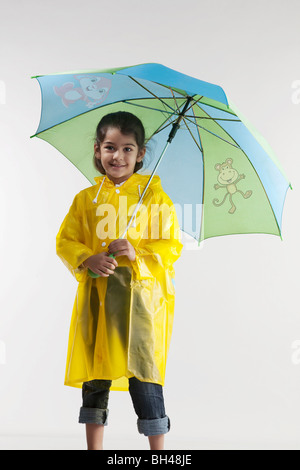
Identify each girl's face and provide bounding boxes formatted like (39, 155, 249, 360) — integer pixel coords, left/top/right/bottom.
(94, 127, 146, 185)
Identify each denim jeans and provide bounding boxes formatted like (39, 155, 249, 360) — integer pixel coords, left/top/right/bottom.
(78, 377, 170, 436)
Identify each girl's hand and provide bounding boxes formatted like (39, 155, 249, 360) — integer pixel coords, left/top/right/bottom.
(83, 252, 118, 277)
(108, 239, 136, 262)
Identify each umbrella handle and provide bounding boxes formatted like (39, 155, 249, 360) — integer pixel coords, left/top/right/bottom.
(88, 253, 116, 278)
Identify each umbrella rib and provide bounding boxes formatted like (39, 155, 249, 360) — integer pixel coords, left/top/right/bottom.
(194, 100, 237, 117)
(185, 96, 241, 121)
(124, 87, 188, 141)
(181, 116, 203, 152)
(128, 76, 179, 115)
(123, 100, 177, 117)
(190, 103, 205, 244)
(169, 87, 182, 114)
(169, 93, 239, 121)
(190, 104, 204, 153)
(168, 88, 205, 123)
(179, 116, 241, 121)
(122, 96, 186, 101)
(143, 114, 179, 143)
(151, 81, 192, 100)
(151, 118, 177, 136)
(182, 114, 241, 149)
(127, 84, 191, 141)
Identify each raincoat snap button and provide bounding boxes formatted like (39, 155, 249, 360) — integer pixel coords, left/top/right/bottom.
(102, 242, 106, 247)
(115, 189, 120, 194)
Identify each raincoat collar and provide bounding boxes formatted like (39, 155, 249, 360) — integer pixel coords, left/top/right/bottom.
(94, 172, 161, 188)
(92, 172, 162, 205)
(93, 173, 162, 194)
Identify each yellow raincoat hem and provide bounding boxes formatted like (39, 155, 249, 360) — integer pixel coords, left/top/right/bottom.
(64, 373, 165, 391)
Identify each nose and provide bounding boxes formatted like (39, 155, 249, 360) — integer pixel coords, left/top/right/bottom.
(112, 149, 124, 161)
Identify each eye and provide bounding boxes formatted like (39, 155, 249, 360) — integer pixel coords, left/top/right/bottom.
(104, 145, 114, 151)
(124, 147, 133, 152)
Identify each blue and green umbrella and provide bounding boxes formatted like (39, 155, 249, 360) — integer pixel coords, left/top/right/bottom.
(31, 62, 292, 244)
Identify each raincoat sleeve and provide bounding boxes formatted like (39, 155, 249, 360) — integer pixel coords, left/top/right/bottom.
(56, 192, 94, 283)
(131, 190, 183, 280)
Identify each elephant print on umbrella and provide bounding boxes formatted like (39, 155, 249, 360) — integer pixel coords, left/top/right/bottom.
(213, 158, 252, 214)
(54, 75, 111, 108)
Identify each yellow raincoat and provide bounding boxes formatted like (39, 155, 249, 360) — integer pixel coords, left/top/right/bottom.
(56, 172, 183, 391)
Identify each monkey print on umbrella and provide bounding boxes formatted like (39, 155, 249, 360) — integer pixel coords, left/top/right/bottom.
(213, 158, 252, 214)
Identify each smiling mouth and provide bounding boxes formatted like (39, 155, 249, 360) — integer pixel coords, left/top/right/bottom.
(110, 163, 126, 167)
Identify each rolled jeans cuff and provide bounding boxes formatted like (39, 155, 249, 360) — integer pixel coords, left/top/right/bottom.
(137, 415, 170, 436)
(78, 407, 109, 425)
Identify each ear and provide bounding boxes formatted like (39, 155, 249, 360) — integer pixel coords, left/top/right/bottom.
(94, 142, 101, 159)
(215, 163, 221, 171)
(137, 146, 146, 162)
(226, 158, 233, 166)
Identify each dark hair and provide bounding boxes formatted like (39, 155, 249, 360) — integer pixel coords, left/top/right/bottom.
(93, 111, 146, 174)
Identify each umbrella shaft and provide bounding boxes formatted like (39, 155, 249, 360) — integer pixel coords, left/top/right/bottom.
(167, 96, 193, 143)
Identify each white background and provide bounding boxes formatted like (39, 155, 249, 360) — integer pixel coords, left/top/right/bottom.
(0, 0, 299, 450)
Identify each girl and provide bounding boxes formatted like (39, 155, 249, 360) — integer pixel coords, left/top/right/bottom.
(56, 111, 183, 450)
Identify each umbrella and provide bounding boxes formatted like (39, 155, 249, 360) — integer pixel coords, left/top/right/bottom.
(31, 63, 292, 245)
